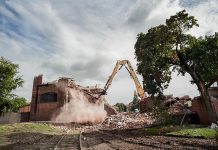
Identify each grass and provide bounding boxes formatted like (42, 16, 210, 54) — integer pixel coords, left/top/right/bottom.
(0, 136, 8, 145)
(0, 123, 65, 145)
(144, 125, 182, 135)
(0, 123, 63, 135)
(144, 124, 216, 139)
(215, 129, 218, 142)
(146, 128, 159, 134)
(167, 128, 217, 138)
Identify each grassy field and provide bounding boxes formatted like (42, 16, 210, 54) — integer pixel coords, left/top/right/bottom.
(1, 123, 217, 146)
(167, 128, 217, 138)
(144, 125, 217, 138)
(0, 123, 65, 145)
(0, 123, 65, 134)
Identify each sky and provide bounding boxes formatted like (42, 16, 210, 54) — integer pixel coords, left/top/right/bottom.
(0, 0, 218, 105)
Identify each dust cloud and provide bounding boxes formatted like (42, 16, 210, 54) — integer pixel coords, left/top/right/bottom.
(53, 88, 107, 124)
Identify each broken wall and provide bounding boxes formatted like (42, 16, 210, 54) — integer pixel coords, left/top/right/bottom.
(191, 97, 218, 124)
(30, 75, 116, 122)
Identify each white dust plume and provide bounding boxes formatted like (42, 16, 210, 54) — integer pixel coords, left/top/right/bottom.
(53, 88, 107, 123)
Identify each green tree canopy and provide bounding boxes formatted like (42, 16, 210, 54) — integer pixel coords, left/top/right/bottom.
(0, 57, 24, 113)
(10, 97, 27, 112)
(114, 103, 127, 112)
(135, 10, 218, 122)
(131, 91, 139, 112)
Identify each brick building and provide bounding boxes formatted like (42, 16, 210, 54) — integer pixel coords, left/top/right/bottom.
(30, 75, 116, 121)
(191, 82, 218, 124)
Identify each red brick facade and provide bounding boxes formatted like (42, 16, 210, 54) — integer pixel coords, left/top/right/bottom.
(139, 97, 153, 112)
(19, 104, 30, 113)
(191, 98, 218, 124)
(30, 75, 63, 121)
(190, 85, 218, 124)
(30, 75, 116, 121)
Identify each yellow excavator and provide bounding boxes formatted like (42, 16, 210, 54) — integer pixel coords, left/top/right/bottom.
(101, 60, 148, 111)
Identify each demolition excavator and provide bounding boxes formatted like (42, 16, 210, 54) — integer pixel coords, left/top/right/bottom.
(101, 60, 148, 112)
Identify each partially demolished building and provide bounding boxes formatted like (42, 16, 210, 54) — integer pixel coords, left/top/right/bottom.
(30, 75, 116, 121)
(191, 82, 218, 124)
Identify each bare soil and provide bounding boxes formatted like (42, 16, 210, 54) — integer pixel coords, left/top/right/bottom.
(82, 129, 217, 150)
(0, 128, 217, 150)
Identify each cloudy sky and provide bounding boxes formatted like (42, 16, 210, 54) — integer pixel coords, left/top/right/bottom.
(0, 0, 218, 104)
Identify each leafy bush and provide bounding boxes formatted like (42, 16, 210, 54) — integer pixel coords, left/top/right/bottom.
(114, 103, 127, 112)
(10, 97, 27, 112)
(0, 57, 24, 114)
(131, 91, 139, 111)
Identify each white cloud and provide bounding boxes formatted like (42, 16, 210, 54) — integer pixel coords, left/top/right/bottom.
(0, 0, 217, 104)
(188, 0, 218, 36)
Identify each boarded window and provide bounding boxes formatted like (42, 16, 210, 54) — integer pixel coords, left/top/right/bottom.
(40, 92, 57, 103)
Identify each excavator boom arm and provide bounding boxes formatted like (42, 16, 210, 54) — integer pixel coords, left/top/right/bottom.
(104, 61, 123, 91)
(103, 60, 147, 99)
(126, 60, 146, 99)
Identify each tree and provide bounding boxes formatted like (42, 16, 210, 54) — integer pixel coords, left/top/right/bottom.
(10, 97, 27, 112)
(134, 10, 218, 122)
(131, 91, 139, 111)
(0, 57, 24, 114)
(114, 103, 127, 112)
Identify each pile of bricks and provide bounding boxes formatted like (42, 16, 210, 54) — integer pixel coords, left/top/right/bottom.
(101, 112, 154, 129)
(164, 95, 192, 114)
(50, 112, 153, 131)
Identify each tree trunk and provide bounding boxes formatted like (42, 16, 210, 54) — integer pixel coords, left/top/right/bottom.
(198, 82, 217, 123)
(186, 69, 217, 123)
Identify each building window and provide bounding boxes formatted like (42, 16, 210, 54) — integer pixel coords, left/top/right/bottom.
(40, 92, 57, 103)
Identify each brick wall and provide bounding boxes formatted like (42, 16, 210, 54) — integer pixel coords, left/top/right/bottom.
(30, 74, 43, 120)
(30, 82, 65, 121)
(30, 75, 118, 121)
(208, 87, 218, 98)
(0, 112, 21, 124)
(140, 97, 153, 112)
(19, 105, 30, 113)
(104, 104, 117, 115)
(191, 98, 218, 124)
(32, 102, 58, 121)
(191, 99, 210, 124)
(212, 100, 218, 121)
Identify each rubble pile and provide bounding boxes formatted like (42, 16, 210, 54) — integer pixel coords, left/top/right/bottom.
(53, 95, 200, 131)
(102, 112, 154, 129)
(51, 112, 153, 131)
(164, 95, 192, 114)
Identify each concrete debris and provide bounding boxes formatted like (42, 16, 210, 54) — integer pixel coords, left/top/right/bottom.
(101, 112, 154, 129)
(210, 123, 218, 129)
(48, 112, 154, 131)
(164, 95, 192, 114)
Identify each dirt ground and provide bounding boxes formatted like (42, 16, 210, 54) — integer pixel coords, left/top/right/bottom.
(0, 128, 217, 150)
